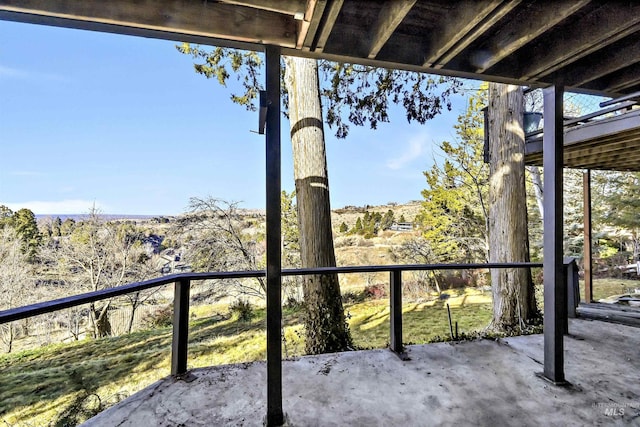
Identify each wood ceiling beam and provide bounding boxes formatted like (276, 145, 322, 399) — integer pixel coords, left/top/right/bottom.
(605, 63, 640, 93)
(366, 0, 416, 59)
(474, 0, 590, 73)
(301, 0, 327, 51)
(219, 0, 306, 16)
(0, 0, 298, 47)
(564, 137, 640, 161)
(313, 0, 343, 53)
(564, 36, 640, 87)
(424, 0, 520, 69)
(521, 5, 640, 80)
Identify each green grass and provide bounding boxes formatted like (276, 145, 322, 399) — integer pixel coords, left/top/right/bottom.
(348, 289, 492, 348)
(579, 278, 640, 302)
(0, 291, 492, 426)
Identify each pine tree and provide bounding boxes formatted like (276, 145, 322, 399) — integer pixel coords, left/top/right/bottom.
(417, 88, 488, 263)
(381, 210, 395, 231)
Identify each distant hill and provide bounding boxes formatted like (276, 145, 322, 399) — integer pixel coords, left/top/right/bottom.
(35, 214, 161, 222)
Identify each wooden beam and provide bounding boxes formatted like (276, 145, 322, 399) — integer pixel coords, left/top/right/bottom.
(550, 32, 640, 84)
(424, 0, 520, 68)
(313, 0, 343, 53)
(219, 0, 306, 16)
(521, 4, 640, 80)
(366, 0, 416, 59)
(564, 138, 640, 162)
(474, 0, 590, 73)
(605, 63, 640, 93)
(564, 137, 640, 163)
(0, 0, 298, 47)
(301, 0, 327, 51)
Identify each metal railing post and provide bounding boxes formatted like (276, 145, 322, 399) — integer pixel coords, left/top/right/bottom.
(264, 44, 284, 427)
(390, 270, 404, 356)
(171, 278, 190, 376)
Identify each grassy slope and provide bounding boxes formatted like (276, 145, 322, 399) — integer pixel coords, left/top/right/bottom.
(3, 277, 636, 425)
(1, 290, 491, 426)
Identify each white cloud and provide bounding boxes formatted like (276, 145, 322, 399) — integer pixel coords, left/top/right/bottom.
(0, 65, 28, 79)
(2, 200, 110, 215)
(386, 132, 429, 170)
(10, 171, 43, 177)
(0, 64, 65, 82)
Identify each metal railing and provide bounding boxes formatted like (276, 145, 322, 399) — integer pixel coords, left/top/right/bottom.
(0, 262, 545, 376)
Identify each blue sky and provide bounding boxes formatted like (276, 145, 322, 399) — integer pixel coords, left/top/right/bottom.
(0, 20, 474, 216)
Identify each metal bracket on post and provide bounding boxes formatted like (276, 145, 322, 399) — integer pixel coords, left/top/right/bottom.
(259, 90, 267, 135)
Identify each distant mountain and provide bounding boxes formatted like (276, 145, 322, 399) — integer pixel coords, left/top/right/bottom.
(35, 214, 161, 222)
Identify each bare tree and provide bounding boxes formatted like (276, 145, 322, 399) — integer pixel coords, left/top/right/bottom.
(178, 197, 267, 299)
(0, 228, 32, 352)
(49, 209, 154, 338)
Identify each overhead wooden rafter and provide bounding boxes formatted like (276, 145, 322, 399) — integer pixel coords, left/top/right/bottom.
(422, 0, 520, 69)
(311, 0, 343, 53)
(518, 3, 640, 81)
(472, 0, 590, 74)
(1, 0, 639, 96)
(366, 0, 415, 59)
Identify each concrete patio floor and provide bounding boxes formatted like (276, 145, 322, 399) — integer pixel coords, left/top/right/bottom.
(85, 319, 639, 426)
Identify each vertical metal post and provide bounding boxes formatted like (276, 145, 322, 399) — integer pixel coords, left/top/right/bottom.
(583, 170, 593, 303)
(542, 84, 566, 384)
(565, 259, 579, 319)
(265, 45, 284, 427)
(390, 270, 404, 356)
(171, 278, 190, 376)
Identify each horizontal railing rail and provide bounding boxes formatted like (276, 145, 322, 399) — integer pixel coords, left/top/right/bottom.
(0, 262, 546, 375)
(0, 262, 541, 325)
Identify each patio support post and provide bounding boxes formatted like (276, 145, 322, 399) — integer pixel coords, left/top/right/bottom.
(390, 270, 403, 354)
(265, 45, 284, 426)
(583, 170, 593, 303)
(542, 84, 566, 384)
(171, 278, 190, 376)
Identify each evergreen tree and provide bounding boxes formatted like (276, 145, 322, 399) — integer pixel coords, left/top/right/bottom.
(594, 171, 640, 261)
(52, 217, 62, 237)
(60, 218, 76, 236)
(381, 210, 395, 231)
(11, 209, 41, 261)
(487, 83, 537, 331)
(353, 217, 363, 233)
(417, 88, 488, 263)
(0, 205, 14, 229)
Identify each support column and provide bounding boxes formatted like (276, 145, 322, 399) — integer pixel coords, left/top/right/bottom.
(583, 170, 593, 303)
(542, 85, 566, 384)
(265, 45, 284, 426)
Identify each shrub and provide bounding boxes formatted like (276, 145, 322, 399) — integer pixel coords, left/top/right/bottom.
(342, 290, 366, 304)
(142, 305, 173, 328)
(229, 299, 254, 321)
(363, 283, 387, 299)
(439, 274, 468, 290)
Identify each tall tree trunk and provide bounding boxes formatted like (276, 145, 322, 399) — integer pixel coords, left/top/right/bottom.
(526, 165, 544, 220)
(488, 83, 538, 331)
(284, 56, 352, 354)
